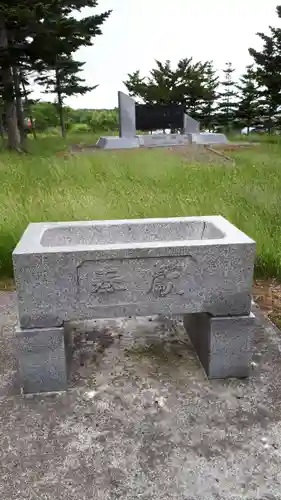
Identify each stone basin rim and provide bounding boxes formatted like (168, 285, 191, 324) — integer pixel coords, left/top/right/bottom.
(12, 215, 255, 254)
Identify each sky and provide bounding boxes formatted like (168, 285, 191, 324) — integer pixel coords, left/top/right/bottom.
(32, 0, 281, 109)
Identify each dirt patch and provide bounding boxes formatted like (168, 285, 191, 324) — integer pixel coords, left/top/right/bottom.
(212, 142, 260, 151)
(68, 144, 98, 154)
(253, 279, 281, 329)
(164, 144, 235, 166)
(166, 142, 260, 164)
(67, 143, 235, 165)
(66, 141, 262, 167)
(0, 279, 15, 291)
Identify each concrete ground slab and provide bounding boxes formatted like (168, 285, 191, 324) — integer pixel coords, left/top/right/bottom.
(1, 291, 281, 499)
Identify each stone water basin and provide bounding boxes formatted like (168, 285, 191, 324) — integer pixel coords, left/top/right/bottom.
(13, 216, 255, 329)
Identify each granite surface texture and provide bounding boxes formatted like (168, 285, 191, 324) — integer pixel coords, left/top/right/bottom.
(183, 114, 200, 134)
(16, 326, 67, 393)
(96, 136, 140, 149)
(118, 91, 136, 138)
(95, 132, 229, 150)
(189, 132, 229, 145)
(13, 216, 256, 392)
(13, 216, 256, 329)
(138, 133, 191, 147)
(184, 312, 256, 378)
(1, 292, 281, 498)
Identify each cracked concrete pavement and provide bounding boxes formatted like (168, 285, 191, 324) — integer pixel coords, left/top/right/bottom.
(0, 290, 281, 499)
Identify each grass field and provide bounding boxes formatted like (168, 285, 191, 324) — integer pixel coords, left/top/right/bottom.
(0, 132, 281, 280)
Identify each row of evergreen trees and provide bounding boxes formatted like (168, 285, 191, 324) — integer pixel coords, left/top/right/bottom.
(2, 3, 281, 148)
(0, 0, 111, 150)
(124, 5, 281, 133)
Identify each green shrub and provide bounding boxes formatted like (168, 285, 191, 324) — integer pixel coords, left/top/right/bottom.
(69, 123, 91, 133)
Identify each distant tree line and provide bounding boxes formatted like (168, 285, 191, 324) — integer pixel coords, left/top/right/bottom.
(30, 101, 118, 133)
(123, 4, 281, 134)
(0, 0, 111, 150)
(2, 3, 281, 148)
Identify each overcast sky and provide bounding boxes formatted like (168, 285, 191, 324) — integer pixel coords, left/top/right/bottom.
(33, 0, 280, 109)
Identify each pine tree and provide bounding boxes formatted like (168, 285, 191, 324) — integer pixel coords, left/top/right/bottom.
(124, 70, 149, 102)
(36, 58, 96, 137)
(198, 61, 219, 131)
(249, 34, 280, 132)
(175, 58, 207, 115)
(0, 0, 111, 148)
(0, 1, 52, 149)
(216, 62, 238, 132)
(236, 65, 261, 133)
(248, 6, 281, 132)
(124, 58, 214, 119)
(0, 11, 21, 149)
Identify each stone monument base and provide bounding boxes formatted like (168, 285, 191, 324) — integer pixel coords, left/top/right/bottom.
(189, 133, 228, 145)
(96, 136, 140, 149)
(138, 134, 191, 148)
(96, 133, 228, 150)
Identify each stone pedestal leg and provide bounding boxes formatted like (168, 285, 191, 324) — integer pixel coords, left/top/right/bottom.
(183, 313, 256, 379)
(16, 326, 67, 394)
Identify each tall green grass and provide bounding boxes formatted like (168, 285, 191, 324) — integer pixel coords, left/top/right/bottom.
(0, 134, 281, 279)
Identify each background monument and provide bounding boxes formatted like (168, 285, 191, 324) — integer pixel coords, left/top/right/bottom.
(96, 91, 227, 149)
(118, 91, 136, 138)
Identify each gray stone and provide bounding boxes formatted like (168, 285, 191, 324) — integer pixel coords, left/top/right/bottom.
(118, 91, 136, 138)
(96, 136, 140, 149)
(183, 114, 200, 134)
(13, 216, 255, 330)
(184, 312, 256, 378)
(189, 132, 228, 145)
(96, 133, 192, 150)
(1, 289, 281, 497)
(16, 326, 67, 393)
(95, 131, 229, 150)
(138, 133, 191, 148)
